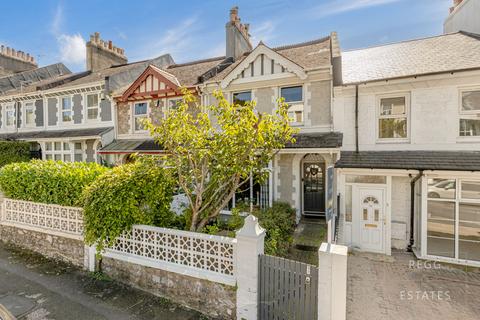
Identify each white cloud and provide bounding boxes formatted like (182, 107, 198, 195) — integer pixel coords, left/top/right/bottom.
(57, 34, 86, 65)
(51, 3, 63, 36)
(312, 0, 401, 18)
(250, 20, 276, 45)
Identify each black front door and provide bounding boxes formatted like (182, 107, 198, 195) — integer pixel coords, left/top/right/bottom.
(303, 162, 325, 216)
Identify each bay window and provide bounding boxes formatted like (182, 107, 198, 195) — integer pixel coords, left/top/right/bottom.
(280, 86, 303, 124)
(378, 95, 408, 140)
(427, 178, 480, 262)
(459, 89, 480, 137)
(43, 141, 84, 162)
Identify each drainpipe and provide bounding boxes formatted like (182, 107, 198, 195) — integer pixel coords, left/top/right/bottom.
(355, 85, 359, 153)
(407, 170, 423, 252)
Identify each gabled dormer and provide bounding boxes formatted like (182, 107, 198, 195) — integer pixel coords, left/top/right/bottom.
(221, 42, 307, 89)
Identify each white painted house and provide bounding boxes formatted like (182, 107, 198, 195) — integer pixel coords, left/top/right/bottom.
(333, 31, 480, 266)
(444, 0, 480, 35)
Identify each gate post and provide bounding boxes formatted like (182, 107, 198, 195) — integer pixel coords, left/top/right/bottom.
(235, 215, 265, 320)
(318, 243, 348, 320)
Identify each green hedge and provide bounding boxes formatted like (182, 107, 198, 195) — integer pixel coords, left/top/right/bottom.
(0, 160, 108, 206)
(0, 141, 31, 167)
(82, 157, 177, 250)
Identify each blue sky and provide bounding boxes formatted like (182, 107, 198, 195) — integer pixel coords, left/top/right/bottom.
(0, 0, 452, 72)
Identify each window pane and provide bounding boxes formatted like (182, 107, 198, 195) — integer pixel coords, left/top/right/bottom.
(74, 142, 82, 150)
(427, 179, 455, 199)
(459, 119, 480, 136)
(233, 91, 252, 106)
(380, 97, 405, 115)
(135, 117, 146, 131)
(427, 200, 455, 258)
(461, 181, 480, 200)
(379, 118, 407, 138)
(281, 86, 302, 103)
(45, 154, 52, 160)
(459, 203, 480, 261)
(461, 90, 480, 111)
(45, 142, 52, 151)
(134, 103, 148, 115)
(63, 111, 72, 122)
(62, 97, 71, 110)
(74, 154, 83, 162)
(26, 109, 35, 124)
(87, 94, 99, 107)
(54, 154, 62, 161)
(88, 108, 99, 120)
(63, 154, 72, 162)
(54, 142, 62, 151)
(169, 99, 181, 110)
(63, 142, 70, 151)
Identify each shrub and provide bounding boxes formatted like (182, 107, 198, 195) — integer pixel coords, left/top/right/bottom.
(82, 157, 177, 251)
(254, 202, 297, 257)
(0, 141, 31, 167)
(0, 160, 108, 206)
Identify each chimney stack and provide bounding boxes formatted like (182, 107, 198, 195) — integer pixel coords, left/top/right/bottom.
(86, 32, 127, 72)
(0, 45, 37, 76)
(449, 0, 463, 13)
(226, 6, 253, 61)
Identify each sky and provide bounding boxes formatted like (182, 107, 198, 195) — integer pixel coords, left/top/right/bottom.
(0, 0, 452, 72)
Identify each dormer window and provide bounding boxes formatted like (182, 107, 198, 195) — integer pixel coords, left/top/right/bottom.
(233, 91, 252, 107)
(5, 104, 16, 127)
(61, 96, 73, 122)
(281, 86, 303, 125)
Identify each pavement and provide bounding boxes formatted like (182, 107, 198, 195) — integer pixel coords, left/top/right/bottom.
(347, 250, 480, 320)
(0, 243, 205, 320)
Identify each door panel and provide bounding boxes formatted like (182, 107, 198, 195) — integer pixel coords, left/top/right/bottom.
(354, 188, 385, 253)
(303, 162, 325, 215)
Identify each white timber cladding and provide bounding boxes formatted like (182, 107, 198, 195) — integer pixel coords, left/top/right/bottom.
(1, 198, 84, 240)
(333, 71, 480, 151)
(103, 224, 237, 285)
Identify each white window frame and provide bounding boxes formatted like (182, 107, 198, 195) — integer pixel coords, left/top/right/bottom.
(132, 101, 149, 133)
(166, 97, 182, 114)
(376, 93, 410, 142)
(23, 101, 36, 128)
(59, 95, 73, 124)
(43, 140, 85, 162)
(4, 103, 16, 128)
(458, 88, 480, 138)
(425, 177, 480, 266)
(280, 85, 304, 126)
(85, 93, 101, 121)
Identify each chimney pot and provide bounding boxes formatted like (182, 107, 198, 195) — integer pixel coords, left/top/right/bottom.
(108, 40, 113, 49)
(230, 6, 239, 22)
(453, 0, 463, 7)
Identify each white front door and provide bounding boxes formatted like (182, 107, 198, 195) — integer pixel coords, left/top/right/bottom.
(354, 187, 385, 253)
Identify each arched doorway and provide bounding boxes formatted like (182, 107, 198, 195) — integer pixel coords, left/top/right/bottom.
(302, 154, 325, 217)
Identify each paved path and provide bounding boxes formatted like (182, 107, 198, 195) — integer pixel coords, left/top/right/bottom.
(0, 243, 204, 320)
(347, 250, 480, 320)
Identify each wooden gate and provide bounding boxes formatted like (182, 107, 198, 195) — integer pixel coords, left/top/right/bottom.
(258, 254, 318, 320)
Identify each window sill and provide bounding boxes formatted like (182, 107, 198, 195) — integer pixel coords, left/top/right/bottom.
(376, 138, 410, 144)
(456, 136, 480, 143)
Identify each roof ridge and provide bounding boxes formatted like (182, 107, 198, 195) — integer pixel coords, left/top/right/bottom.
(0, 62, 70, 80)
(168, 56, 226, 68)
(272, 36, 330, 51)
(342, 31, 466, 53)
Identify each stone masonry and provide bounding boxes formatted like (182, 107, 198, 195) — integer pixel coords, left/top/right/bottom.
(101, 257, 237, 319)
(0, 225, 85, 267)
(117, 101, 130, 134)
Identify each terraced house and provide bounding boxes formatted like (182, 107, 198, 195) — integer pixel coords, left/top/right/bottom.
(99, 7, 342, 220)
(0, 32, 173, 163)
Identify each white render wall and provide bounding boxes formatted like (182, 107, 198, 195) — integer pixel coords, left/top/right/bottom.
(391, 177, 410, 249)
(444, 0, 480, 34)
(333, 72, 480, 151)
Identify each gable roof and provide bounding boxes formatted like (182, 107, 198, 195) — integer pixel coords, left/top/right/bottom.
(340, 31, 480, 85)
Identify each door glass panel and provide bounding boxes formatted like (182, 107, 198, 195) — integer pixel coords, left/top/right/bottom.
(303, 161, 325, 214)
(427, 200, 455, 258)
(346, 175, 386, 184)
(461, 181, 480, 200)
(363, 208, 368, 221)
(458, 203, 480, 261)
(345, 185, 352, 222)
(427, 179, 455, 199)
(374, 209, 379, 222)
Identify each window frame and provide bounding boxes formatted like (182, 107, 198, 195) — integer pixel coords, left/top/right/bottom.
(42, 140, 85, 162)
(165, 97, 183, 118)
(59, 95, 73, 124)
(280, 85, 304, 126)
(232, 91, 252, 107)
(458, 88, 480, 138)
(4, 103, 16, 128)
(23, 101, 36, 128)
(132, 100, 149, 133)
(85, 93, 101, 121)
(376, 93, 410, 142)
